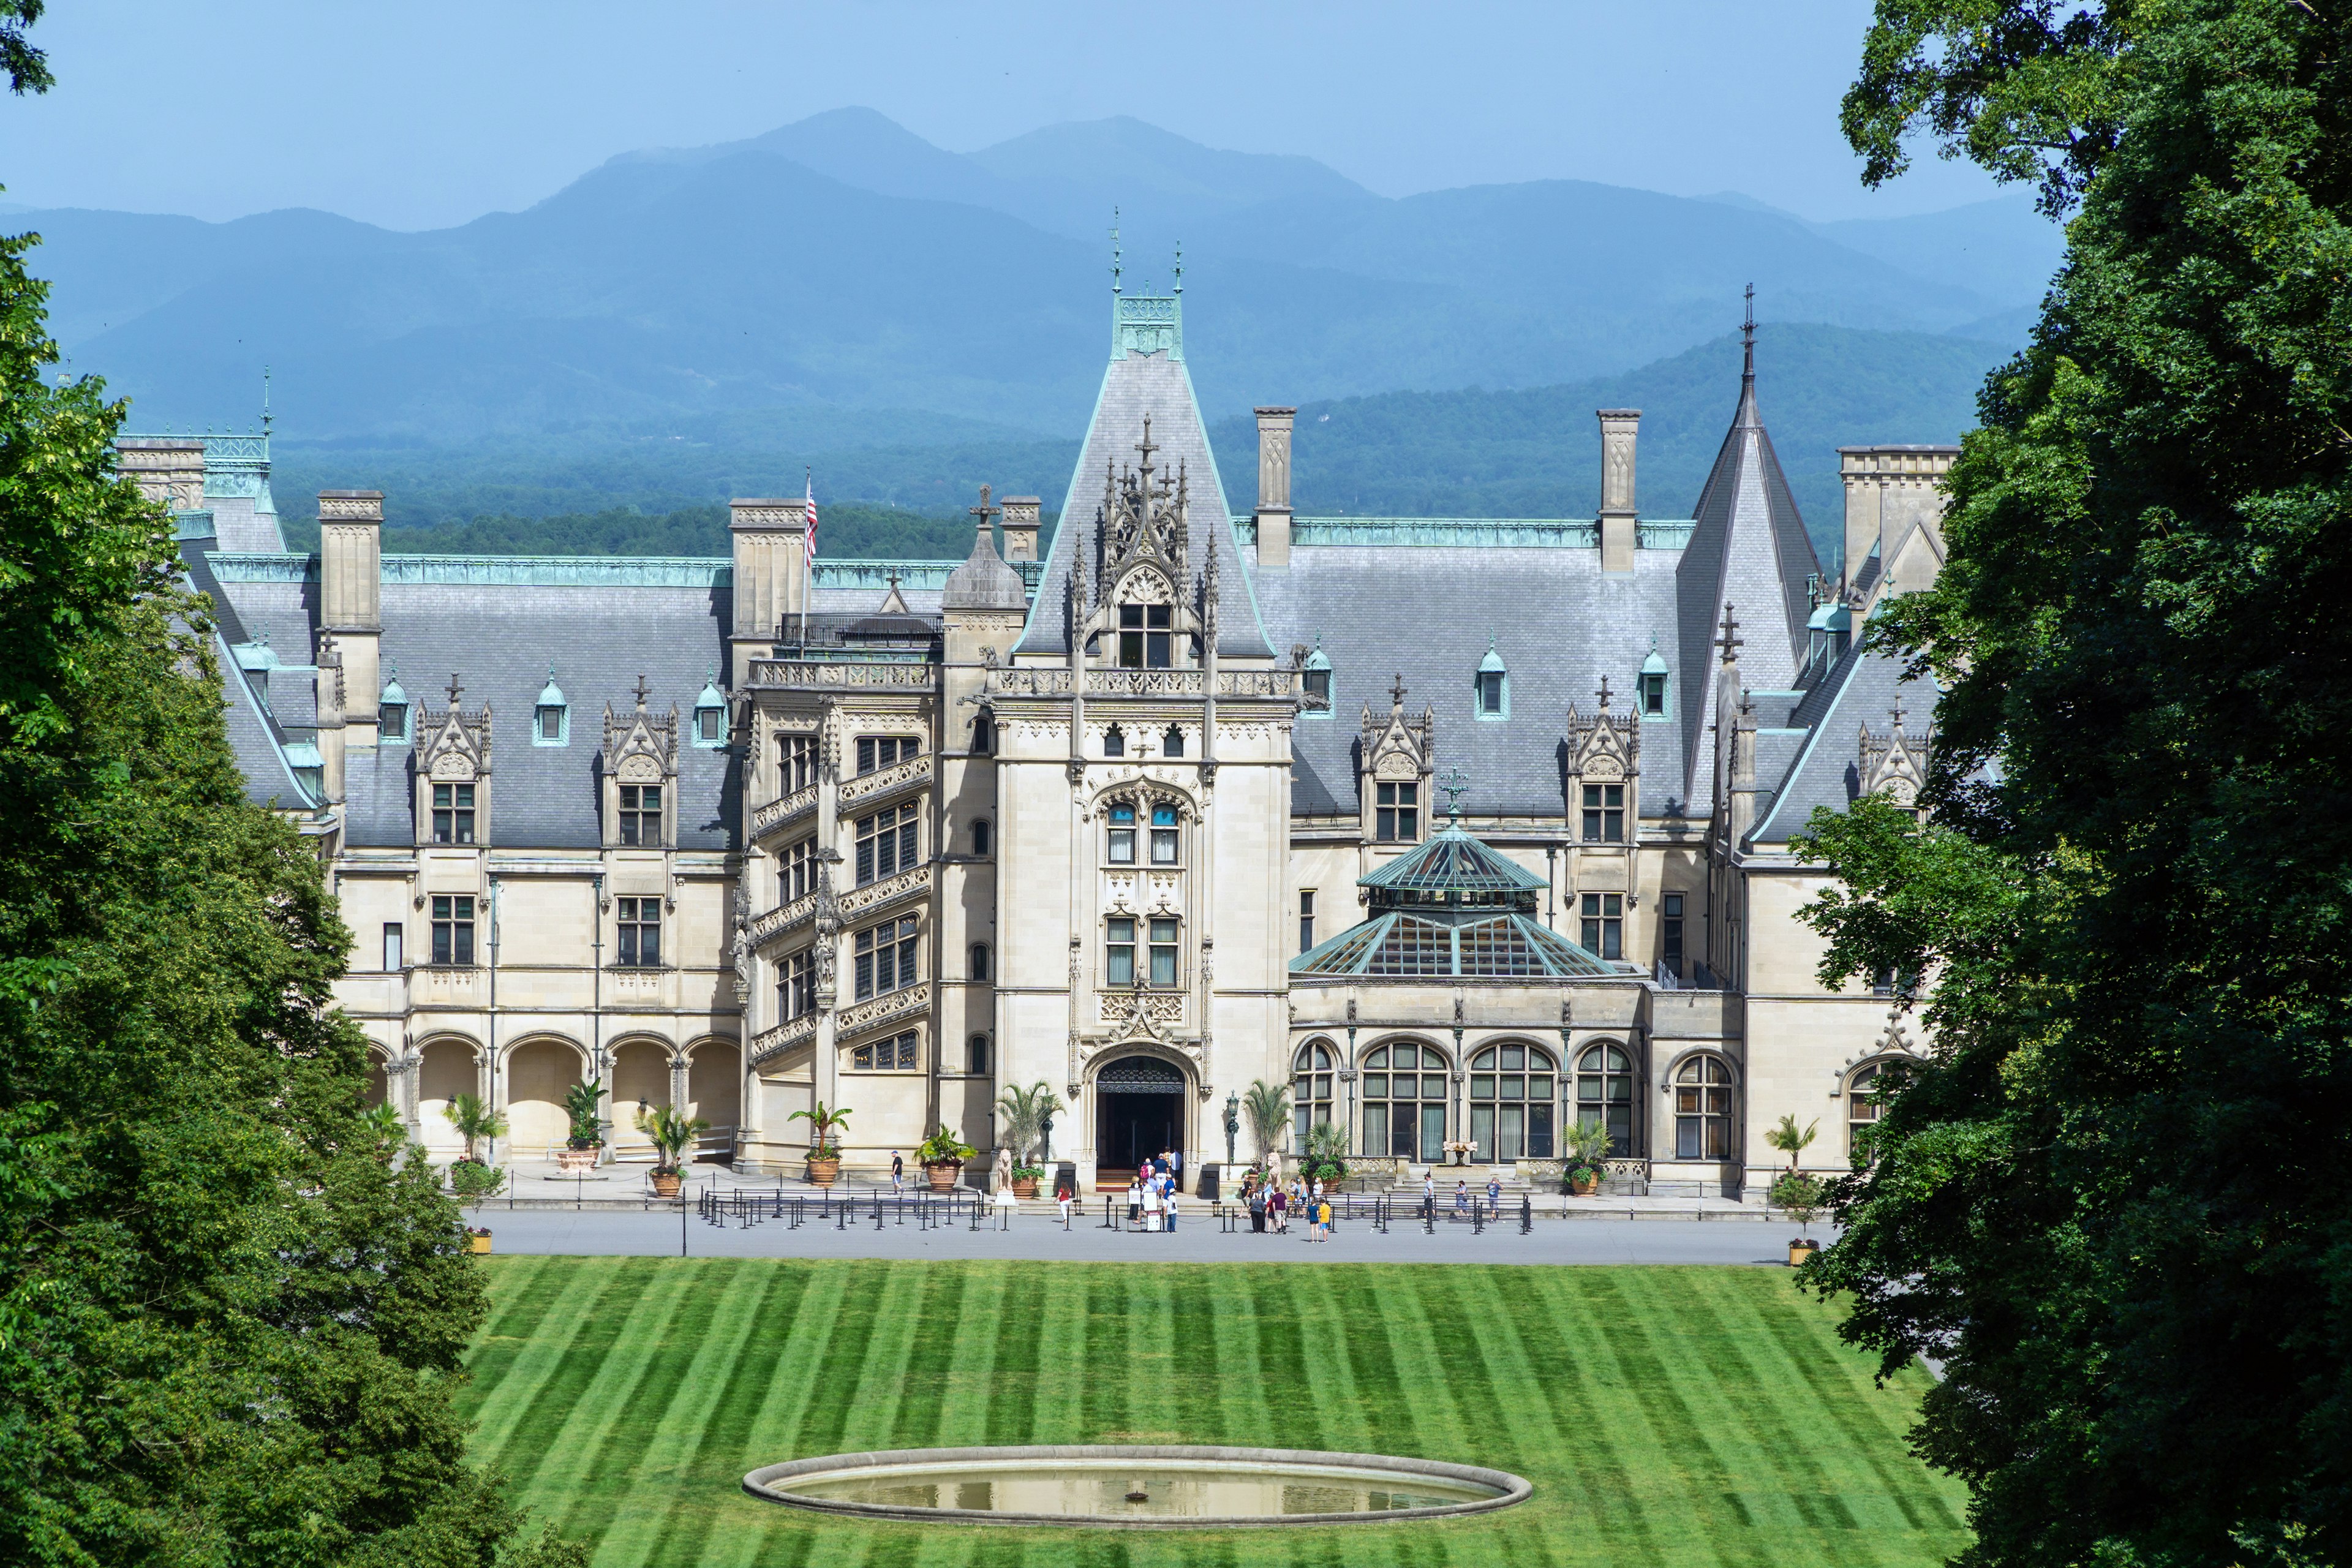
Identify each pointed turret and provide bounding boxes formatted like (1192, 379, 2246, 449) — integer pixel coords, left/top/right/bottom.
(1675, 288, 1822, 810)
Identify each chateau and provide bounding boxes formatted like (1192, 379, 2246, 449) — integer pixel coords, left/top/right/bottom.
(135, 277, 1955, 1200)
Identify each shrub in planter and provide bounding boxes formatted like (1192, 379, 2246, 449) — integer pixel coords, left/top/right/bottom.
(1770, 1171, 1828, 1265)
(447, 1158, 505, 1199)
(1011, 1164, 1046, 1199)
(789, 1100, 851, 1183)
(917, 1123, 976, 1189)
(464, 1225, 493, 1255)
(1561, 1120, 1615, 1195)
(635, 1102, 710, 1200)
(559, 1077, 605, 1169)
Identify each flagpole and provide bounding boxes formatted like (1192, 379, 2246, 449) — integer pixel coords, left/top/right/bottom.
(801, 466, 813, 648)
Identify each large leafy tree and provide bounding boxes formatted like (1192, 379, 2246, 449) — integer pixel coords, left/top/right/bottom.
(0, 19, 579, 1568)
(1801, 2, 2352, 1566)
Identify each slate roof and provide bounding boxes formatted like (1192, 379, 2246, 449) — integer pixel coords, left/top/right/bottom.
(1014, 313, 1272, 660)
(1251, 543, 1687, 818)
(1748, 637, 1932, 845)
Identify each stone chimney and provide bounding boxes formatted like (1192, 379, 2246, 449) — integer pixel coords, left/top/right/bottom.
(118, 437, 207, 512)
(1596, 409, 1640, 574)
(999, 496, 1042, 561)
(1839, 444, 1959, 609)
(317, 491, 383, 745)
(1253, 406, 1296, 568)
(728, 498, 810, 684)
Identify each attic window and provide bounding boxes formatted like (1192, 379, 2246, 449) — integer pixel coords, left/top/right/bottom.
(1640, 671, 1667, 716)
(533, 669, 568, 747)
(1301, 635, 1332, 715)
(1163, 725, 1184, 758)
(1118, 604, 1172, 669)
(1104, 725, 1126, 758)
(1475, 636, 1508, 720)
(377, 671, 410, 743)
(691, 673, 727, 748)
(1303, 666, 1330, 708)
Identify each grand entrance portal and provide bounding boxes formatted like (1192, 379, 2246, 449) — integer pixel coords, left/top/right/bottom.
(1095, 1055, 1188, 1176)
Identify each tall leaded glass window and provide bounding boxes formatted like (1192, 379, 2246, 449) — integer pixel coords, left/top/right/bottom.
(1576, 1042, 1635, 1155)
(1106, 918, 1136, 986)
(432, 782, 475, 845)
(1361, 1042, 1448, 1163)
(1673, 1055, 1733, 1160)
(1580, 892, 1623, 959)
(1468, 1043, 1556, 1161)
(1118, 603, 1172, 668)
(778, 733, 817, 793)
(1847, 1061, 1883, 1163)
(1107, 803, 1136, 864)
(855, 803, 918, 886)
(1292, 1042, 1335, 1147)
(1376, 781, 1419, 842)
(1148, 918, 1179, 986)
(853, 917, 919, 1001)
(617, 783, 661, 846)
(1149, 802, 1180, 864)
(1581, 783, 1624, 842)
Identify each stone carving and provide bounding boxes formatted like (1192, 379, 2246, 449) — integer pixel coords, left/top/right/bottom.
(1099, 987, 1185, 1038)
(837, 982, 930, 1041)
(729, 882, 750, 1005)
(750, 782, 818, 838)
(601, 685, 678, 784)
(1566, 693, 1642, 796)
(744, 891, 816, 950)
(748, 660, 936, 690)
(989, 668, 1074, 696)
(748, 1013, 817, 1068)
(1215, 669, 1298, 697)
(837, 863, 930, 921)
(838, 753, 930, 807)
(1087, 669, 1204, 696)
(1362, 676, 1434, 794)
(1858, 704, 1930, 813)
(416, 698, 492, 784)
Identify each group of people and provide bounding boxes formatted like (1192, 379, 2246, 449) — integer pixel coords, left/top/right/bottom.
(1239, 1169, 1338, 1241)
(1123, 1148, 1184, 1233)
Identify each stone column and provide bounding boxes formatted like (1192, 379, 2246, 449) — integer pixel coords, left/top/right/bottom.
(729, 499, 809, 684)
(318, 491, 383, 744)
(1253, 407, 1295, 568)
(1596, 410, 1640, 575)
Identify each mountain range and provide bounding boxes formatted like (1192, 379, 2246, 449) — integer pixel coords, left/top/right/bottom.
(17, 108, 2059, 451)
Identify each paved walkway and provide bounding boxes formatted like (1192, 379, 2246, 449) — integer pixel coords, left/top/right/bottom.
(462, 1202, 1826, 1266)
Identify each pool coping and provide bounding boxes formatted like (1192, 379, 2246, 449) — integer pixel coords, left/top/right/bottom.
(742, 1444, 1535, 1529)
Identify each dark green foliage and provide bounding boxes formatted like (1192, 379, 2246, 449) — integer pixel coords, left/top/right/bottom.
(0, 1, 47, 96)
(1800, 3, 2352, 1564)
(0, 220, 580, 1564)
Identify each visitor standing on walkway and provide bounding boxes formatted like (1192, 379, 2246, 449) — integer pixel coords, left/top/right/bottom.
(1126, 1178, 1142, 1229)
(1169, 1147, 1182, 1191)
(1057, 1184, 1073, 1225)
(1455, 1178, 1470, 1216)
(1248, 1181, 1266, 1233)
(1166, 1188, 1180, 1232)
(1487, 1174, 1501, 1215)
(891, 1152, 903, 1196)
(1142, 1177, 1163, 1233)
(1423, 1171, 1436, 1219)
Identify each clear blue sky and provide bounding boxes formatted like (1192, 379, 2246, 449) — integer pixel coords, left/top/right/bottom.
(0, 0, 1999, 230)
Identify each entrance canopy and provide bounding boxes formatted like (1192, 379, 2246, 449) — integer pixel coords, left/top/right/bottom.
(1097, 1056, 1188, 1093)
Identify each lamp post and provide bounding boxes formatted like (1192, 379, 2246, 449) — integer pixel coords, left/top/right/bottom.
(1223, 1091, 1239, 1167)
(1041, 1111, 1054, 1164)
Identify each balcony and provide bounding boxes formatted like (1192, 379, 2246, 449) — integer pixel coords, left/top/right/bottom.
(750, 1013, 817, 1069)
(745, 890, 818, 951)
(837, 981, 930, 1044)
(839, 753, 930, 810)
(751, 782, 817, 839)
(838, 862, 930, 922)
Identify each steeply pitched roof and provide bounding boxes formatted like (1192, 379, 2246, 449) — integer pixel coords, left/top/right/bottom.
(1291, 908, 1617, 978)
(1674, 323, 1823, 811)
(1361, 817, 1550, 897)
(940, 521, 1027, 611)
(1748, 637, 1931, 845)
(1015, 291, 1272, 660)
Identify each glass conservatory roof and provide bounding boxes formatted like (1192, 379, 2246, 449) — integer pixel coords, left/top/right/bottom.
(1360, 818, 1550, 910)
(1290, 909, 1616, 979)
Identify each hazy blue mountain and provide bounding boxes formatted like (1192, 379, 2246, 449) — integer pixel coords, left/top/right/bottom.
(18, 109, 2042, 452)
(1815, 195, 2064, 309)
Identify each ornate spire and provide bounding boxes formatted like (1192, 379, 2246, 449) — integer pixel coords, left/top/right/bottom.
(1716, 603, 1743, 666)
(1742, 282, 1755, 385)
(1110, 207, 1122, 296)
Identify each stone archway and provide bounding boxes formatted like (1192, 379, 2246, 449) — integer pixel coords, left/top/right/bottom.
(1092, 1053, 1191, 1180)
(416, 1037, 480, 1156)
(505, 1038, 584, 1159)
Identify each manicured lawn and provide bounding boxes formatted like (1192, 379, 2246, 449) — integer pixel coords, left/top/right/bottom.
(461, 1259, 1967, 1567)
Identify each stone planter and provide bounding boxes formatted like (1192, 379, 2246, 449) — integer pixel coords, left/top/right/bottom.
(1012, 1177, 1041, 1199)
(650, 1170, 683, 1199)
(1788, 1238, 1821, 1267)
(1570, 1170, 1601, 1197)
(807, 1156, 840, 1188)
(467, 1233, 492, 1255)
(925, 1161, 962, 1194)
(556, 1147, 598, 1172)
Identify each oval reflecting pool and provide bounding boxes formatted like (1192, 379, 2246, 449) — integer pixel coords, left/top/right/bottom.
(744, 1445, 1531, 1528)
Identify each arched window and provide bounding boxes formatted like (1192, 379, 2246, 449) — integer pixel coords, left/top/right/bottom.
(1468, 1043, 1556, 1161)
(533, 669, 568, 747)
(968, 1033, 990, 1075)
(970, 942, 990, 981)
(972, 713, 994, 754)
(1673, 1055, 1733, 1160)
(1104, 724, 1126, 758)
(1292, 1041, 1335, 1146)
(1847, 1061, 1885, 1163)
(1363, 1042, 1448, 1163)
(1106, 802, 1136, 864)
(1150, 802, 1180, 864)
(1576, 1043, 1635, 1155)
(1163, 725, 1184, 758)
(971, 818, 991, 856)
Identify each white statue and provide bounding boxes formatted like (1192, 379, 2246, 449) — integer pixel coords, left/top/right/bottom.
(993, 1142, 1015, 1193)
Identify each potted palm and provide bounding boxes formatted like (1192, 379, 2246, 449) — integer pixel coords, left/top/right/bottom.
(1771, 1171, 1827, 1265)
(441, 1092, 508, 1197)
(1562, 1119, 1613, 1196)
(995, 1081, 1063, 1198)
(635, 1102, 709, 1199)
(557, 1077, 604, 1171)
(788, 1101, 851, 1186)
(916, 1124, 976, 1193)
(1763, 1114, 1819, 1174)
(1305, 1118, 1351, 1186)
(1240, 1080, 1292, 1177)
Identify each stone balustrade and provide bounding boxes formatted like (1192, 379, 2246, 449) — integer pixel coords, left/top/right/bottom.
(747, 658, 937, 690)
(838, 753, 930, 809)
(986, 667, 1074, 696)
(745, 891, 817, 950)
(750, 782, 818, 838)
(837, 863, 929, 921)
(749, 1013, 818, 1069)
(835, 981, 930, 1042)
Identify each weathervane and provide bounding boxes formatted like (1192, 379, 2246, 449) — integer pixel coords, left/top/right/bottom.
(1110, 207, 1122, 295)
(1438, 766, 1471, 820)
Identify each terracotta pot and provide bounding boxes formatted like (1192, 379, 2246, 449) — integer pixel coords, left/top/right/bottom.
(556, 1147, 598, 1172)
(1788, 1239, 1821, 1267)
(925, 1161, 962, 1194)
(1012, 1177, 1040, 1199)
(467, 1234, 492, 1255)
(1570, 1172, 1600, 1197)
(650, 1170, 682, 1199)
(806, 1158, 839, 1188)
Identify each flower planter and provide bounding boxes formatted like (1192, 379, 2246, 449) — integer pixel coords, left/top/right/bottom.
(650, 1170, 682, 1199)
(1788, 1238, 1821, 1267)
(1570, 1172, 1601, 1197)
(925, 1161, 962, 1194)
(556, 1147, 598, 1172)
(806, 1156, 839, 1187)
(1012, 1177, 1040, 1199)
(467, 1233, 492, 1255)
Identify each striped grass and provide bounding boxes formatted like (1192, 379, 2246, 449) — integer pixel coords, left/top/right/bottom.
(459, 1260, 1967, 1567)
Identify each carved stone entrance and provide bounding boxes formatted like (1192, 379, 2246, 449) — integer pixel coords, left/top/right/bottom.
(1093, 1054, 1188, 1180)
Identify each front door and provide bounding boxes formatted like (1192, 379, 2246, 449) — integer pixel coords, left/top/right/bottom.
(1094, 1055, 1188, 1177)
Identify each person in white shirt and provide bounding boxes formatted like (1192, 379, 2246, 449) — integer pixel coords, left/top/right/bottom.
(1140, 1179, 1164, 1232)
(1057, 1185, 1074, 1225)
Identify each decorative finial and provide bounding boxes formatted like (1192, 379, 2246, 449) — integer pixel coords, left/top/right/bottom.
(1596, 674, 1612, 709)
(1742, 284, 1756, 382)
(1110, 207, 1122, 296)
(633, 673, 650, 709)
(1173, 241, 1183, 295)
(1134, 413, 1157, 484)
(262, 364, 273, 435)
(445, 673, 464, 707)
(1890, 701, 1907, 732)
(1438, 766, 1470, 820)
(1716, 603, 1743, 666)
(1389, 673, 1408, 710)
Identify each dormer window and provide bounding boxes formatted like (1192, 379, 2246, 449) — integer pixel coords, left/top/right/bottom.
(1162, 725, 1185, 758)
(377, 671, 409, 742)
(1639, 637, 1671, 717)
(1475, 637, 1509, 719)
(1302, 636, 1332, 714)
(1104, 724, 1126, 758)
(533, 669, 568, 747)
(692, 671, 726, 748)
(1118, 604, 1172, 668)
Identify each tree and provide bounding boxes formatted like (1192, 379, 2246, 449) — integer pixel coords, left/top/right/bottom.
(1240, 1080, 1292, 1162)
(0, 16, 579, 1564)
(786, 1099, 850, 1158)
(442, 1090, 507, 1164)
(1801, 5, 2352, 1565)
(1761, 1114, 1819, 1172)
(993, 1080, 1063, 1171)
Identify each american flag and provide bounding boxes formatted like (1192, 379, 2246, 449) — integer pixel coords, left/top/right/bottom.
(803, 470, 818, 563)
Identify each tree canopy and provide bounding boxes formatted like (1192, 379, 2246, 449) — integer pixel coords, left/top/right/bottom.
(1804, 2, 2352, 1565)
